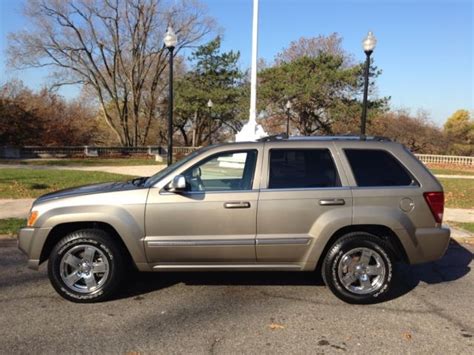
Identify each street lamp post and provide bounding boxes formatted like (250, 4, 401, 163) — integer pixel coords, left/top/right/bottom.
(360, 31, 377, 140)
(285, 100, 292, 136)
(164, 26, 178, 165)
(207, 99, 214, 145)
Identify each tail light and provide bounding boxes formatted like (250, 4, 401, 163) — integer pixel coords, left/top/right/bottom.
(423, 192, 444, 223)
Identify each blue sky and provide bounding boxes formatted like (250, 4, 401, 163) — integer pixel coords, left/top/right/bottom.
(1, 0, 472, 125)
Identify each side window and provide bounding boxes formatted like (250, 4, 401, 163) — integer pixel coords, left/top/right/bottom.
(268, 149, 341, 189)
(345, 149, 415, 187)
(182, 150, 258, 192)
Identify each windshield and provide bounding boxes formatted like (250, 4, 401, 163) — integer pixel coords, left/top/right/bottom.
(144, 147, 211, 187)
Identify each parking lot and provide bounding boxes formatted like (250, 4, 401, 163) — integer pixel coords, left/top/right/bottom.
(0, 239, 472, 354)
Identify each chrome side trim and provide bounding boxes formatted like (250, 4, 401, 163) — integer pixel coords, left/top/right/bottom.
(152, 264, 302, 271)
(259, 187, 350, 192)
(159, 189, 258, 196)
(256, 238, 311, 245)
(147, 237, 311, 247)
(147, 239, 255, 247)
(350, 185, 420, 190)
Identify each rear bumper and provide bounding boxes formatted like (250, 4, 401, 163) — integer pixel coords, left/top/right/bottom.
(406, 227, 451, 264)
(18, 227, 52, 270)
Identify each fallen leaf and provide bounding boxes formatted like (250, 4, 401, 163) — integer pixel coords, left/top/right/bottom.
(269, 323, 285, 330)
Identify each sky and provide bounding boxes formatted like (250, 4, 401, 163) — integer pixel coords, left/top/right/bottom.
(0, 0, 473, 125)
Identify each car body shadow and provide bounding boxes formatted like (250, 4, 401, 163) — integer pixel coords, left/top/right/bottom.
(389, 239, 472, 300)
(115, 270, 324, 301)
(114, 240, 472, 303)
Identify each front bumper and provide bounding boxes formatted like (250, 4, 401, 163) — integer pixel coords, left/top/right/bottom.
(18, 227, 52, 270)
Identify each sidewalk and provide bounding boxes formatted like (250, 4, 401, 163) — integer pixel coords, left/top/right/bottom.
(435, 174, 474, 179)
(444, 208, 474, 223)
(0, 199, 35, 219)
(0, 164, 164, 177)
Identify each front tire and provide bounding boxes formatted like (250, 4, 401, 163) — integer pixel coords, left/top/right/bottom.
(48, 229, 125, 303)
(322, 232, 394, 304)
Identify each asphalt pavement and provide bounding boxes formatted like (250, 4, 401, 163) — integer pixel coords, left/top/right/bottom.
(0, 240, 472, 354)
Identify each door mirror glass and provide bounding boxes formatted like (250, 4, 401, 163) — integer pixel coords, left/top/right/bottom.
(168, 175, 187, 192)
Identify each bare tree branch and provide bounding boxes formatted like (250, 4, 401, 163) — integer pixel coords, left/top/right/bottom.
(8, 0, 215, 146)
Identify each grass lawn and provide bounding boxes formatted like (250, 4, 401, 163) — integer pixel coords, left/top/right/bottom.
(0, 168, 131, 199)
(430, 168, 474, 176)
(0, 158, 159, 166)
(439, 178, 474, 209)
(426, 163, 474, 176)
(0, 218, 26, 236)
(447, 222, 474, 234)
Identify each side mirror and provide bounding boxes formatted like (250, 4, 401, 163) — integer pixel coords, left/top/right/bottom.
(167, 175, 187, 192)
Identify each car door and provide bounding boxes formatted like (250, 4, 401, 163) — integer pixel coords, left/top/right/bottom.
(256, 141, 352, 264)
(144, 146, 262, 265)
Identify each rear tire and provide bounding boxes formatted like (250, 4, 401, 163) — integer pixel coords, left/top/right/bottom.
(48, 229, 125, 303)
(322, 232, 394, 304)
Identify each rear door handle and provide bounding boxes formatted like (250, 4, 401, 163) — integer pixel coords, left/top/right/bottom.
(224, 201, 251, 209)
(319, 198, 345, 206)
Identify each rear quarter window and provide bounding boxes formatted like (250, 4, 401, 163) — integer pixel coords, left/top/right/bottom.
(344, 149, 416, 187)
(268, 149, 341, 189)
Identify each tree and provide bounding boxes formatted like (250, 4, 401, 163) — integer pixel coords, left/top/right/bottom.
(0, 82, 41, 146)
(275, 33, 352, 66)
(444, 110, 474, 156)
(368, 110, 447, 154)
(259, 52, 388, 136)
(0, 80, 98, 146)
(8, 0, 214, 146)
(174, 37, 247, 146)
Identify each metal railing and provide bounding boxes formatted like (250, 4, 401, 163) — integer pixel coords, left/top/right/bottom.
(1, 146, 472, 165)
(0, 145, 201, 159)
(415, 154, 474, 166)
(172, 146, 200, 155)
(17, 146, 164, 158)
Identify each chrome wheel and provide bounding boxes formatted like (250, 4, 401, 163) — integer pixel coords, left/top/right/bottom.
(59, 244, 110, 294)
(337, 247, 386, 295)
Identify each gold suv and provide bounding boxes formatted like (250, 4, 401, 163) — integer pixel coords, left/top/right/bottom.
(18, 136, 450, 303)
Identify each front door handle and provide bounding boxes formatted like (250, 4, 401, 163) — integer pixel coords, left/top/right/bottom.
(319, 198, 345, 206)
(224, 201, 251, 209)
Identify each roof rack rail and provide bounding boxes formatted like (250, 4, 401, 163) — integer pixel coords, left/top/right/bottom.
(371, 136, 391, 141)
(257, 133, 288, 142)
(288, 135, 392, 142)
(257, 134, 391, 142)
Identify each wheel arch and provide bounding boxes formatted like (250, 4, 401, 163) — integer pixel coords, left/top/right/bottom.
(314, 224, 409, 272)
(39, 222, 135, 269)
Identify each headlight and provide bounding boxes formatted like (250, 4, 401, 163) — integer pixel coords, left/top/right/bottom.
(27, 211, 39, 227)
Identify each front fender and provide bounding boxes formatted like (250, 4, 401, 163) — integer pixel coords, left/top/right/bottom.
(38, 204, 148, 267)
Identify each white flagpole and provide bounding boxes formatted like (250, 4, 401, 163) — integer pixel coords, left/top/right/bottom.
(249, 0, 259, 125)
(235, 0, 266, 142)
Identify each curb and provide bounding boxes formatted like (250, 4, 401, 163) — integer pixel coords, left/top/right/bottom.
(0, 238, 17, 247)
(449, 227, 474, 245)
